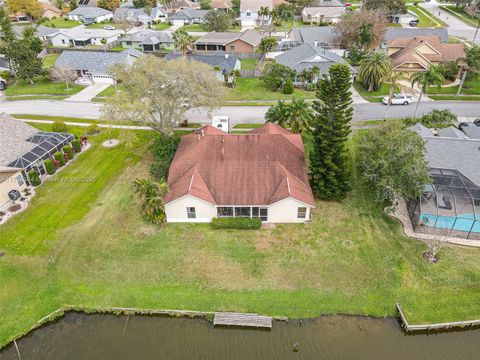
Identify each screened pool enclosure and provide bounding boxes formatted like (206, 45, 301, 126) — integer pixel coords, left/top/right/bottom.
(7, 131, 74, 176)
(407, 168, 480, 241)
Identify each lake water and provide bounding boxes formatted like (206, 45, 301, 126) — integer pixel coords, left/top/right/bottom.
(1, 313, 480, 359)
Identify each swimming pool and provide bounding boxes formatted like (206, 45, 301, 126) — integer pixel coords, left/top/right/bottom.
(420, 213, 480, 233)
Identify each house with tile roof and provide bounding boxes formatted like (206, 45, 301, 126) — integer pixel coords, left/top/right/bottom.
(164, 123, 315, 223)
(387, 35, 465, 76)
(194, 29, 263, 54)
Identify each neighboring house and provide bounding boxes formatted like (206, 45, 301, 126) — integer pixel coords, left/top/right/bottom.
(408, 123, 480, 240)
(67, 6, 113, 23)
(9, 12, 31, 23)
(286, 26, 342, 50)
(168, 8, 208, 26)
(302, 0, 345, 24)
(382, 27, 449, 45)
(0, 166, 26, 209)
(211, 0, 232, 10)
(50, 28, 123, 47)
(42, 4, 63, 19)
(164, 123, 315, 223)
(240, 0, 288, 26)
(275, 42, 357, 79)
(121, 30, 173, 51)
(165, 51, 240, 82)
(10, 25, 59, 42)
(55, 48, 145, 83)
(388, 36, 465, 75)
(169, 0, 200, 13)
(194, 29, 263, 54)
(113, 6, 167, 25)
(0, 113, 74, 180)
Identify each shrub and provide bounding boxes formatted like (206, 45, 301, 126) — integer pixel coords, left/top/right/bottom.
(72, 139, 81, 153)
(150, 133, 180, 180)
(283, 78, 294, 94)
(420, 109, 457, 128)
(54, 151, 65, 166)
(52, 121, 69, 133)
(0, 70, 11, 82)
(211, 217, 262, 230)
(85, 124, 101, 135)
(28, 169, 41, 186)
(443, 61, 459, 81)
(44, 159, 56, 175)
(261, 62, 295, 91)
(306, 83, 317, 91)
(63, 146, 74, 159)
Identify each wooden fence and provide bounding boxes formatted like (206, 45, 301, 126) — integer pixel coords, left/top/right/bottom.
(239, 69, 262, 78)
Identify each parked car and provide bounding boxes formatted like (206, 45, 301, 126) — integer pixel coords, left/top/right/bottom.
(104, 25, 115, 30)
(382, 94, 413, 105)
(212, 115, 230, 133)
(409, 19, 419, 27)
(0, 80, 6, 91)
(344, 2, 352, 6)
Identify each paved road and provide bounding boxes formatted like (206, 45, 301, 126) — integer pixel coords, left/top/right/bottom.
(423, 0, 479, 44)
(1, 99, 479, 124)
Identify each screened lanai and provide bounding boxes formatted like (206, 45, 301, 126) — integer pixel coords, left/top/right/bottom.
(407, 168, 480, 241)
(7, 131, 74, 175)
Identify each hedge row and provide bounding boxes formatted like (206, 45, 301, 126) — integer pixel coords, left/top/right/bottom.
(211, 217, 262, 230)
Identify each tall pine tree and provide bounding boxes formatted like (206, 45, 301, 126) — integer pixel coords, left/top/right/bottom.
(309, 64, 353, 200)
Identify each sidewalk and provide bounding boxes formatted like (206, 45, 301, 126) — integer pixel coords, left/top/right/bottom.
(67, 83, 110, 102)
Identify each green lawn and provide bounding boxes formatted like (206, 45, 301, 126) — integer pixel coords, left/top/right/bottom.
(180, 24, 206, 32)
(42, 54, 59, 69)
(152, 22, 171, 31)
(274, 19, 310, 31)
(353, 81, 399, 102)
(441, 5, 480, 27)
(42, 18, 81, 28)
(408, 5, 446, 28)
(226, 78, 315, 101)
(426, 78, 480, 96)
(240, 58, 258, 70)
(86, 20, 116, 29)
(0, 126, 479, 347)
(4, 77, 83, 96)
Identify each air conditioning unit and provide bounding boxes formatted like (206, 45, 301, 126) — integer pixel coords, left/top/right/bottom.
(8, 190, 21, 201)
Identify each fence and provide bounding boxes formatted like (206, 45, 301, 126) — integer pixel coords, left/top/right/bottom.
(239, 69, 262, 78)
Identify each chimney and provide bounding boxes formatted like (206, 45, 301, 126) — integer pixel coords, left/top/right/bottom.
(225, 52, 229, 59)
(313, 40, 318, 47)
(201, 129, 205, 137)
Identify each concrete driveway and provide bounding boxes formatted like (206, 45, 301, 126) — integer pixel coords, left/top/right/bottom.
(67, 83, 111, 102)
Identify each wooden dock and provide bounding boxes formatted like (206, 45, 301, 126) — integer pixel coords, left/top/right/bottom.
(213, 312, 273, 329)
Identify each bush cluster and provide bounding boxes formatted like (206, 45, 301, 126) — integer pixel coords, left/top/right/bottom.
(44, 159, 56, 175)
(63, 146, 74, 160)
(72, 139, 81, 153)
(28, 169, 41, 186)
(150, 133, 180, 180)
(54, 151, 65, 166)
(52, 121, 69, 133)
(86, 124, 101, 135)
(211, 217, 262, 230)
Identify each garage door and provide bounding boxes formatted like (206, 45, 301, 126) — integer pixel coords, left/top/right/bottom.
(92, 75, 114, 84)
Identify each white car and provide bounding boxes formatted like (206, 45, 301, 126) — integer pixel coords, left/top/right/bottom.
(104, 25, 115, 30)
(212, 115, 230, 133)
(382, 94, 413, 105)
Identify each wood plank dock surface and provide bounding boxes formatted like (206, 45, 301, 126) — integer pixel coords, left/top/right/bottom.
(213, 312, 273, 329)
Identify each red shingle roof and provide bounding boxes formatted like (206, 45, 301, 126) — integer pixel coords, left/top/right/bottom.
(164, 123, 315, 206)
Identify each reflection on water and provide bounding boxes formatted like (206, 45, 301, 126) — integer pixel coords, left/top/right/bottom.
(1, 313, 480, 359)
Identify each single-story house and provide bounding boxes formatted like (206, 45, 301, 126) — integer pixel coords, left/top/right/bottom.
(388, 36, 465, 75)
(240, 0, 288, 26)
(50, 28, 123, 47)
(168, 0, 200, 13)
(408, 123, 480, 240)
(9, 12, 31, 23)
(382, 27, 449, 47)
(67, 6, 113, 23)
(113, 6, 168, 25)
(121, 30, 173, 51)
(302, 0, 345, 24)
(211, 0, 232, 11)
(169, 8, 208, 26)
(9, 25, 59, 42)
(286, 26, 342, 50)
(165, 51, 240, 82)
(55, 48, 145, 83)
(0, 166, 26, 209)
(42, 4, 63, 19)
(164, 123, 315, 223)
(194, 29, 263, 54)
(275, 42, 357, 78)
(0, 113, 74, 182)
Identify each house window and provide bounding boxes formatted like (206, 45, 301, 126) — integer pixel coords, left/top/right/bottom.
(235, 207, 250, 217)
(196, 44, 206, 50)
(187, 207, 196, 219)
(260, 208, 268, 221)
(206, 44, 217, 51)
(297, 207, 307, 219)
(246, 11, 251, 17)
(230, 45, 235, 50)
(126, 41, 132, 45)
(62, 39, 65, 44)
(16, 175, 24, 187)
(217, 207, 234, 217)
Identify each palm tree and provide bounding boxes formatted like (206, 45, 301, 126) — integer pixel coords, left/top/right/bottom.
(457, 45, 480, 96)
(258, 6, 270, 26)
(384, 68, 409, 120)
(132, 178, 168, 223)
(411, 64, 445, 119)
(298, 68, 311, 87)
(265, 100, 313, 134)
(357, 51, 391, 92)
(309, 65, 320, 84)
(172, 28, 193, 55)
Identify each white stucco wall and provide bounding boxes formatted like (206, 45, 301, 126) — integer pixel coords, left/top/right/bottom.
(240, 10, 259, 26)
(268, 197, 313, 223)
(165, 195, 216, 223)
(0, 172, 26, 208)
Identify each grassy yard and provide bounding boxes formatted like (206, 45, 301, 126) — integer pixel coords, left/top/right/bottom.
(42, 18, 81, 28)
(426, 78, 480, 96)
(226, 78, 315, 101)
(408, 5, 446, 28)
(152, 22, 171, 31)
(86, 21, 116, 29)
(353, 81, 399, 102)
(4, 77, 83, 97)
(42, 54, 59, 69)
(240, 59, 258, 70)
(0, 125, 479, 347)
(180, 24, 206, 32)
